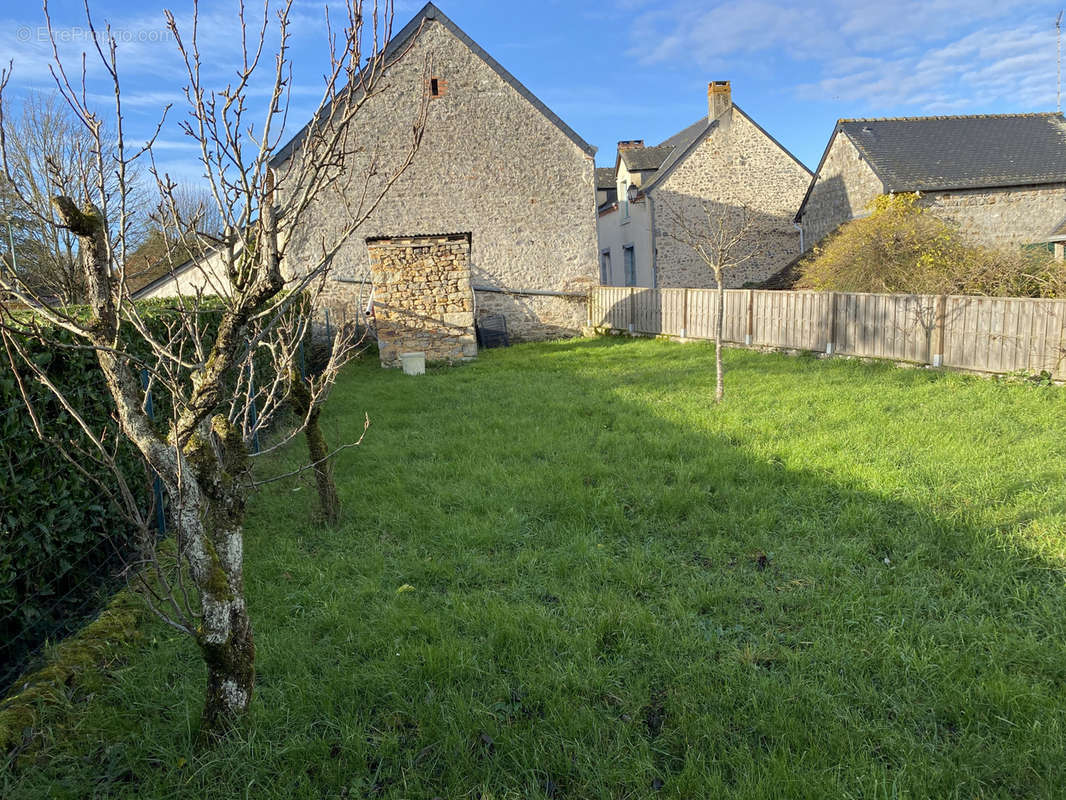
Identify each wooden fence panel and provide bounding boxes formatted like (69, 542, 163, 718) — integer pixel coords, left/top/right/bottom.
(752, 290, 831, 351)
(660, 289, 685, 337)
(943, 296, 1066, 377)
(689, 289, 714, 340)
(723, 290, 748, 343)
(588, 286, 1066, 378)
(832, 293, 934, 362)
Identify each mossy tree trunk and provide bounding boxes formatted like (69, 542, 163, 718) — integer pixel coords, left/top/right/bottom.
(184, 416, 255, 737)
(52, 197, 269, 739)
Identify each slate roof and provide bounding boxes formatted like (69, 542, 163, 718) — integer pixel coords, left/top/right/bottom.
(629, 107, 809, 196)
(620, 144, 676, 172)
(839, 113, 1066, 192)
(270, 3, 596, 167)
(595, 167, 616, 190)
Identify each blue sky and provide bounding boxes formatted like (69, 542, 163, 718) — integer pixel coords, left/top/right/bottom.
(1, 0, 1062, 185)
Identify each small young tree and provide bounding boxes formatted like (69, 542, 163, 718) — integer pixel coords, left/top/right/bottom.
(659, 200, 760, 403)
(0, 0, 426, 738)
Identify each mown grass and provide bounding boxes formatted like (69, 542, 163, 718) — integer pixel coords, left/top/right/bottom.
(4, 337, 1066, 798)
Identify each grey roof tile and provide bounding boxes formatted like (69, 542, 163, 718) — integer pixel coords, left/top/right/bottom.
(620, 144, 676, 172)
(839, 113, 1066, 192)
(595, 166, 616, 189)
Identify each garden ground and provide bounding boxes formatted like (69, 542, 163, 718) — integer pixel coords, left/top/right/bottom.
(3, 337, 1066, 798)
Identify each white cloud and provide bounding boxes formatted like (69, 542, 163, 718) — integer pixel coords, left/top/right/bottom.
(625, 0, 1060, 114)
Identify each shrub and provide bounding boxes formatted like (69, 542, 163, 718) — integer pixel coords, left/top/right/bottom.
(796, 193, 1066, 297)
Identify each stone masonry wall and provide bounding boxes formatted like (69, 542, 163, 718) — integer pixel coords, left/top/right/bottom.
(367, 234, 476, 366)
(798, 131, 884, 250)
(277, 18, 598, 341)
(652, 109, 812, 288)
(924, 184, 1066, 249)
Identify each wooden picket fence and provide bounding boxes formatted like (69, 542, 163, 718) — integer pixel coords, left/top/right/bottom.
(589, 287, 1066, 379)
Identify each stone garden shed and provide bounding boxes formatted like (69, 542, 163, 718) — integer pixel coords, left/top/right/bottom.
(795, 113, 1066, 255)
(270, 2, 599, 349)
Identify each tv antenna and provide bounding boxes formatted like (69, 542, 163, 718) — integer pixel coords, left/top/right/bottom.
(1058, 10, 1063, 112)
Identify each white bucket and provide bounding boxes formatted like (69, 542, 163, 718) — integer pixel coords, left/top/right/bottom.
(399, 351, 426, 375)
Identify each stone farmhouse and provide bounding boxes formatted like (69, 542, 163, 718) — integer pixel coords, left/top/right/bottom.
(795, 113, 1066, 257)
(135, 2, 598, 363)
(596, 82, 812, 289)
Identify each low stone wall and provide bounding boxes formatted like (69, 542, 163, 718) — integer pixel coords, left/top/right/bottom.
(367, 233, 478, 367)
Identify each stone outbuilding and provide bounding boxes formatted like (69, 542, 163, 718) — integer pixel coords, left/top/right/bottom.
(596, 82, 812, 288)
(795, 113, 1066, 256)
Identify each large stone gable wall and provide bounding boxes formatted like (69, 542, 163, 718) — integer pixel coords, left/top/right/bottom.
(368, 234, 477, 366)
(279, 18, 597, 341)
(652, 111, 812, 289)
(798, 132, 884, 250)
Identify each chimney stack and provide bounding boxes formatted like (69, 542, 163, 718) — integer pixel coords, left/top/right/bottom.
(708, 81, 732, 121)
(617, 139, 645, 153)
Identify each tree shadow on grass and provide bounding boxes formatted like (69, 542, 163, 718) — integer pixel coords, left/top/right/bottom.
(7, 336, 1066, 799)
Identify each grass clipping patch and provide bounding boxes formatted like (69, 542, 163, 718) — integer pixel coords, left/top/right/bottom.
(0, 588, 145, 755)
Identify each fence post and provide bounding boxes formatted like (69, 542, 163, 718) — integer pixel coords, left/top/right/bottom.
(932, 295, 947, 367)
(681, 289, 689, 339)
(745, 289, 754, 346)
(826, 292, 838, 355)
(140, 369, 166, 537)
(628, 287, 635, 334)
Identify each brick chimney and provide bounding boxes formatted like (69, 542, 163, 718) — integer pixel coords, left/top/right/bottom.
(708, 81, 731, 121)
(617, 139, 645, 153)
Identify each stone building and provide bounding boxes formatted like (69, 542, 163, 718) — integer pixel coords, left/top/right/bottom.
(134, 3, 599, 356)
(272, 2, 598, 350)
(596, 82, 812, 288)
(795, 113, 1066, 255)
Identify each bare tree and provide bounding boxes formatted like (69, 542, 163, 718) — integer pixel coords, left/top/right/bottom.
(0, 0, 426, 737)
(127, 186, 226, 284)
(659, 200, 760, 403)
(0, 92, 146, 303)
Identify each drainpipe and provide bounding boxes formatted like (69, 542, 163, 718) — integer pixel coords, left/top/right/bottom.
(791, 221, 804, 254)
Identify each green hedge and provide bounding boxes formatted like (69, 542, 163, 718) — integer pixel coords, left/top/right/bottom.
(0, 301, 231, 692)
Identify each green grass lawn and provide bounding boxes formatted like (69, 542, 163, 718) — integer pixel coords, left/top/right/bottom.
(5, 337, 1066, 799)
